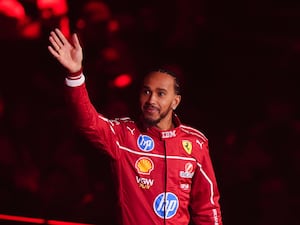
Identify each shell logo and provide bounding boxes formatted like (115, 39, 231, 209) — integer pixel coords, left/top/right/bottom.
(135, 157, 154, 175)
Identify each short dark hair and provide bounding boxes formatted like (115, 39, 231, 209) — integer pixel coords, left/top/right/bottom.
(146, 68, 181, 95)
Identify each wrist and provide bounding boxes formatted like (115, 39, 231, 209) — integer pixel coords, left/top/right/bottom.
(65, 74, 85, 87)
(67, 67, 83, 78)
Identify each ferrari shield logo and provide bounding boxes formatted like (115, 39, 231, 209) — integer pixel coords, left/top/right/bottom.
(182, 140, 192, 154)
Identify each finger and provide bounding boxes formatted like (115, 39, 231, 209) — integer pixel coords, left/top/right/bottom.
(72, 33, 81, 49)
(49, 36, 61, 51)
(48, 46, 59, 58)
(55, 28, 68, 46)
(51, 30, 64, 48)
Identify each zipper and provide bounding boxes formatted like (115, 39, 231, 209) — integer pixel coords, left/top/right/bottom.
(163, 140, 167, 225)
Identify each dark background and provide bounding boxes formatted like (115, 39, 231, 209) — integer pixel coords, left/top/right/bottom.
(0, 0, 299, 225)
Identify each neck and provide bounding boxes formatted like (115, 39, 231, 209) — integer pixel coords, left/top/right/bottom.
(141, 112, 176, 131)
(155, 122, 174, 131)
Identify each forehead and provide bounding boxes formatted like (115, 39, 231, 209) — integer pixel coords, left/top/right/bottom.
(143, 71, 175, 90)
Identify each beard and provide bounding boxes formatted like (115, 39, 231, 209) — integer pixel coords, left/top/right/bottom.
(143, 115, 161, 126)
(142, 107, 170, 126)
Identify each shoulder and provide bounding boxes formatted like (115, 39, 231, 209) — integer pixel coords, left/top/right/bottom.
(179, 124, 208, 142)
(107, 117, 136, 127)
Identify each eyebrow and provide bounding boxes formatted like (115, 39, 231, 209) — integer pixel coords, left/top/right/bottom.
(142, 85, 167, 92)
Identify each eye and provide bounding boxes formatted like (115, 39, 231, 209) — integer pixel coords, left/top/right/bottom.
(158, 91, 166, 97)
(142, 89, 151, 95)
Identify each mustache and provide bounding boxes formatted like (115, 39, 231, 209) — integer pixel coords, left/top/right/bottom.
(143, 103, 158, 110)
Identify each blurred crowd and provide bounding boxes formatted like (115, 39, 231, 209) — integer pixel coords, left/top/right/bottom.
(0, 0, 299, 225)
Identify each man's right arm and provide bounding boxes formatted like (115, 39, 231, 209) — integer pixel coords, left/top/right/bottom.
(64, 72, 120, 158)
(48, 28, 119, 158)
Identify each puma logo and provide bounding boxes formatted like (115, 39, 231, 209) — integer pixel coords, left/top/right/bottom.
(127, 126, 135, 135)
(196, 140, 204, 149)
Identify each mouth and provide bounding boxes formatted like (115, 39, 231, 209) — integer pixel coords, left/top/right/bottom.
(143, 105, 158, 114)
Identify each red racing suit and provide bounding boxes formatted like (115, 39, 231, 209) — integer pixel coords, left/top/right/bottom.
(65, 75, 223, 225)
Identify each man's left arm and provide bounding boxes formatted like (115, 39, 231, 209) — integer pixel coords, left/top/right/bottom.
(189, 140, 223, 225)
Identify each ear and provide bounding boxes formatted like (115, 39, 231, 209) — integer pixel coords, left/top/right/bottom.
(172, 94, 181, 110)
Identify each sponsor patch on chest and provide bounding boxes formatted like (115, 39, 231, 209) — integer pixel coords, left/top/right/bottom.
(137, 135, 154, 152)
(153, 192, 179, 219)
(179, 162, 194, 178)
(136, 176, 154, 189)
(135, 157, 154, 175)
(161, 130, 176, 138)
(182, 140, 192, 154)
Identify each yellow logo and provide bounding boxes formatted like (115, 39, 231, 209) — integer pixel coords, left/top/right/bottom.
(182, 140, 192, 154)
(135, 157, 154, 175)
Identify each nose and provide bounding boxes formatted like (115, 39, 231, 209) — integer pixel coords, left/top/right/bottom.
(146, 93, 156, 104)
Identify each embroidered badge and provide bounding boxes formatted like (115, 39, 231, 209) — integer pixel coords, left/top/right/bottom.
(153, 192, 179, 219)
(137, 135, 154, 152)
(182, 140, 192, 154)
(135, 157, 154, 175)
(179, 162, 194, 178)
(136, 176, 154, 189)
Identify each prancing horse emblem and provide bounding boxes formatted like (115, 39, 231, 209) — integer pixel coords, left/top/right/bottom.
(182, 140, 192, 154)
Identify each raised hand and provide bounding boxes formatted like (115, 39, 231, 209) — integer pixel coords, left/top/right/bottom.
(48, 28, 83, 73)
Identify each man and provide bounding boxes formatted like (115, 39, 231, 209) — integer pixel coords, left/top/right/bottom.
(48, 28, 223, 225)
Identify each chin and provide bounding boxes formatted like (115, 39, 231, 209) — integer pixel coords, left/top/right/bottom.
(143, 116, 160, 126)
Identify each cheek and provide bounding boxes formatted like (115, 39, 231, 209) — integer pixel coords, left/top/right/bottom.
(161, 101, 172, 111)
(139, 96, 145, 108)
